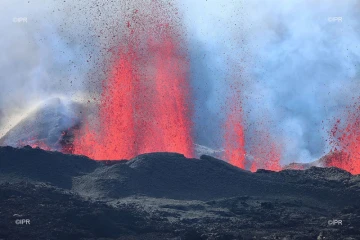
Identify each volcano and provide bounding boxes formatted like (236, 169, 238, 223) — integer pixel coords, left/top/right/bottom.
(0, 97, 221, 160)
(2, 0, 360, 239)
(1, 97, 359, 174)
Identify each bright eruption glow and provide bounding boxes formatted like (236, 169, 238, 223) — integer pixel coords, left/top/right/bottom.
(2, 1, 359, 175)
(329, 107, 360, 174)
(18, 137, 51, 151)
(224, 106, 246, 169)
(223, 83, 281, 172)
(249, 130, 282, 172)
(73, 4, 193, 160)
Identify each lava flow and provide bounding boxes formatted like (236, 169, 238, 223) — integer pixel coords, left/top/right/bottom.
(73, 4, 193, 160)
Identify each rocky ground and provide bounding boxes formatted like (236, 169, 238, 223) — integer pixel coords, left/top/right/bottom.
(0, 146, 360, 239)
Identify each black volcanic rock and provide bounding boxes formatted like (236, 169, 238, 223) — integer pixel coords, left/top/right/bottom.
(0, 146, 98, 189)
(1, 146, 360, 203)
(74, 152, 256, 200)
(0, 182, 168, 240)
(1, 146, 360, 239)
(74, 152, 360, 207)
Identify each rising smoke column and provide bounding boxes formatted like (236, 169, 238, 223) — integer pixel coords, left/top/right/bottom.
(74, 1, 193, 160)
(0, 0, 96, 138)
(180, 0, 360, 170)
(239, 0, 360, 167)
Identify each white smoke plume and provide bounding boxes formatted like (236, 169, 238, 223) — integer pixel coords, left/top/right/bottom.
(180, 0, 360, 164)
(1, 0, 360, 166)
(0, 0, 98, 136)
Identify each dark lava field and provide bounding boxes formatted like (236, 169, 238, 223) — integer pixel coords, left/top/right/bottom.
(0, 146, 360, 240)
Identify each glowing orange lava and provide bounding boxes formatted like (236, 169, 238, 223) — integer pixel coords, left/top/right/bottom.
(329, 111, 360, 174)
(224, 107, 246, 169)
(73, 3, 193, 160)
(18, 137, 51, 151)
(249, 128, 282, 172)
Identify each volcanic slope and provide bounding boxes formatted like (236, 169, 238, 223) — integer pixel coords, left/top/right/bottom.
(0, 146, 360, 239)
(0, 98, 84, 151)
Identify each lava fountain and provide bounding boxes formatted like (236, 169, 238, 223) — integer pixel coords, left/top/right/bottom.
(224, 103, 246, 169)
(329, 105, 360, 174)
(249, 128, 282, 172)
(73, 3, 193, 160)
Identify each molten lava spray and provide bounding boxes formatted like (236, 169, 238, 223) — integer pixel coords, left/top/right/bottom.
(74, 2, 193, 160)
(222, 62, 281, 171)
(224, 104, 246, 169)
(249, 129, 282, 172)
(329, 106, 360, 174)
(224, 105, 281, 172)
(222, 59, 247, 168)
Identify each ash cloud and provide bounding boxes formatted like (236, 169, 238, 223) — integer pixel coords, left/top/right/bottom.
(1, 0, 360, 165)
(0, 0, 186, 138)
(180, 0, 360, 164)
(0, 0, 103, 137)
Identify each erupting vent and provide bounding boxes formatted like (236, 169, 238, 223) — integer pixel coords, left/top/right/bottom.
(1, 1, 359, 175)
(329, 106, 360, 174)
(72, 3, 193, 160)
(224, 104, 246, 169)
